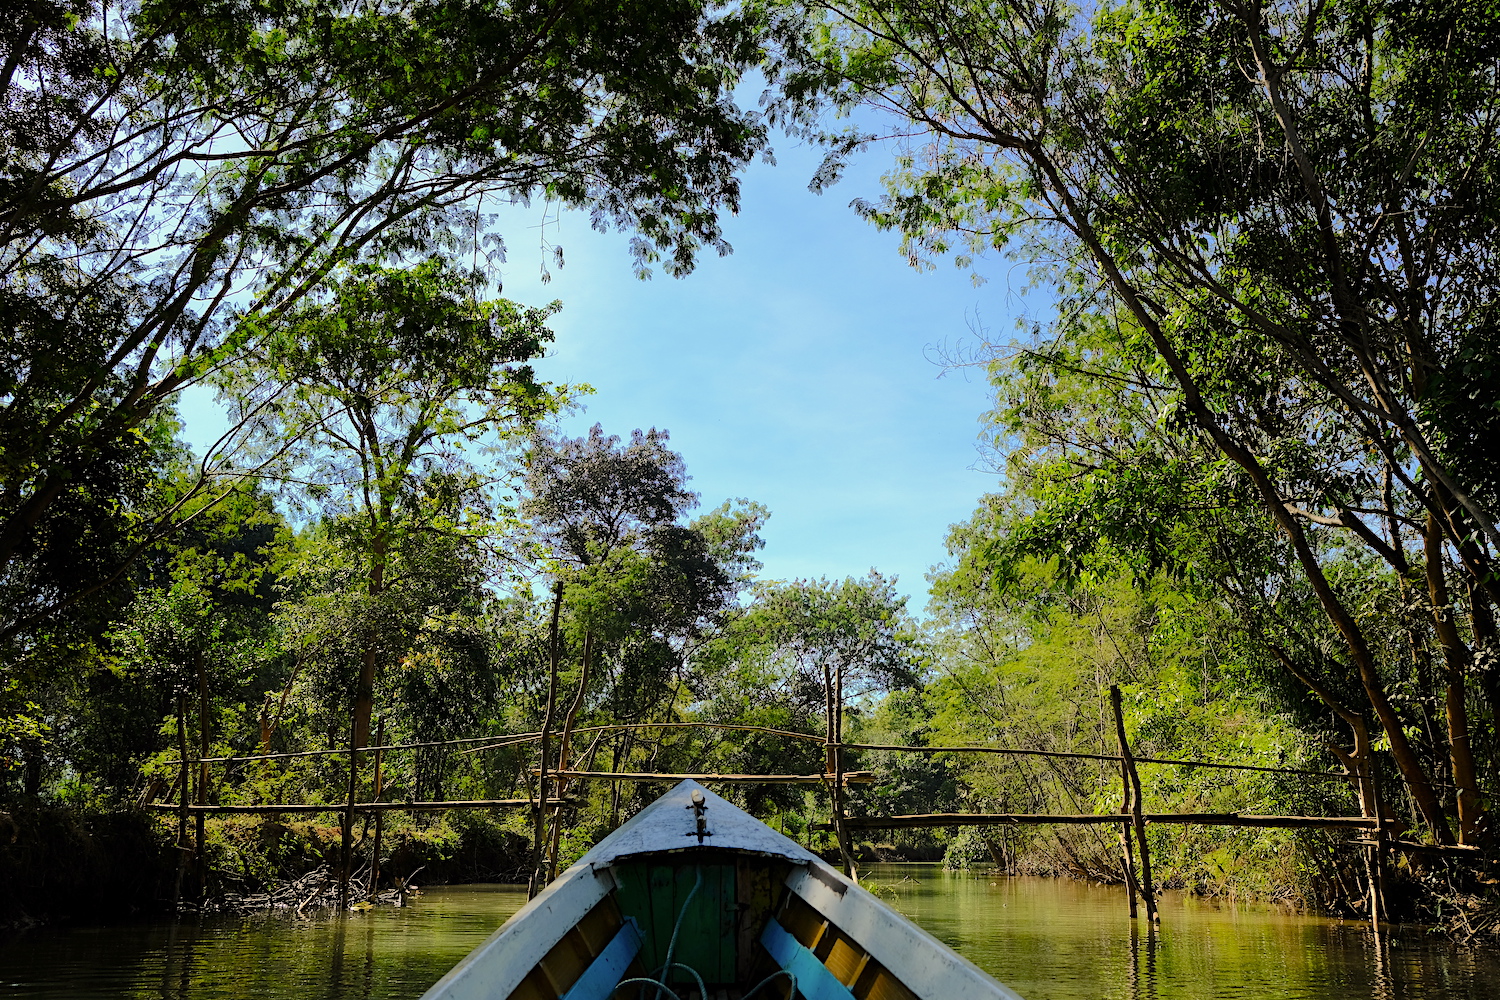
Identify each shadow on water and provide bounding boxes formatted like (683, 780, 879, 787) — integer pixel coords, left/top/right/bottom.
(2, 870, 1498, 999)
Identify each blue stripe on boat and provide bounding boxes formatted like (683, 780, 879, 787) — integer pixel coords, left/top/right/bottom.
(760, 916, 857, 1000)
(560, 917, 643, 1000)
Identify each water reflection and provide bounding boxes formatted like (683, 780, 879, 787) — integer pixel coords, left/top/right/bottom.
(1125, 921, 1155, 1000)
(856, 864, 1500, 1000)
(1, 870, 1496, 999)
(1, 884, 530, 999)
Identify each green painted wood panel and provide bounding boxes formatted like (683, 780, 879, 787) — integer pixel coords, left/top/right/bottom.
(611, 862, 737, 986)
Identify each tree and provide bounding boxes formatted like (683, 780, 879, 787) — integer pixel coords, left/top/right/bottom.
(730, 574, 923, 710)
(526, 425, 699, 572)
(524, 425, 767, 715)
(0, 0, 806, 628)
(2, 476, 287, 802)
(91, 480, 287, 793)
(796, 0, 1500, 845)
(0, 405, 181, 646)
(701, 574, 923, 820)
(927, 532, 1338, 890)
(522, 423, 766, 782)
(518, 424, 765, 875)
(272, 513, 512, 797)
(230, 258, 566, 749)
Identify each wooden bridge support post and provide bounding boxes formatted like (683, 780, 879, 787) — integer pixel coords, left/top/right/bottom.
(530, 581, 564, 899)
(1130, 773, 1158, 929)
(1115, 726, 1140, 919)
(1112, 686, 1157, 927)
(370, 719, 385, 896)
(174, 693, 190, 909)
(1331, 722, 1388, 935)
(1364, 747, 1389, 933)
(340, 734, 359, 908)
(547, 630, 594, 882)
(827, 664, 858, 882)
(195, 651, 209, 901)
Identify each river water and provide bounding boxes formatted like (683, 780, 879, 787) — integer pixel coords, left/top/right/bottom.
(3, 865, 1497, 999)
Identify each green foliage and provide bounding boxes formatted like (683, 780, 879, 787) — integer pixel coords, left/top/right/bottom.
(793, 0, 1500, 849)
(730, 573, 925, 704)
(680, 574, 924, 819)
(524, 423, 767, 729)
(924, 524, 1343, 891)
(13, 0, 1481, 912)
(0, 806, 176, 925)
(942, 828, 996, 870)
(0, 473, 289, 800)
(230, 259, 569, 745)
(233, 259, 569, 528)
(0, 0, 808, 642)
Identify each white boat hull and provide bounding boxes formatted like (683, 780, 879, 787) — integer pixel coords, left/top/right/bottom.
(420, 781, 1022, 1000)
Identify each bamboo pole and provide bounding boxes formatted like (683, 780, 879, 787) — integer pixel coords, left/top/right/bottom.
(370, 718, 384, 897)
(1132, 746, 1160, 929)
(1328, 725, 1387, 932)
(1366, 744, 1390, 931)
(568, 722, 825, 746)
(178, 730, 1352, 782)
(174, 693, 189, 909)
(837, 743, 1352, 779)
(823, 813, 1381, 830)
(1112, 686, 1157, 927)
(186, 733, 545, 765)
(539, 769, 878, 784)
(547, 630, 593, 882)
(530, 582, 564, 899)
(609, 731, 629, 827)
(1115, 717, 1140, 920)
(195, 652, 209, 901)
(339, 733, 359, 908)
(145, 798, 572, 814)
(828, 662, 857, 882)
(177, 721, 826, 766)
(1349, 839, 1486, 856)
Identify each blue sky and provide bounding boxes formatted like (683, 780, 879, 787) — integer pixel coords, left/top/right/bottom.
(180, 135, 1037, 612)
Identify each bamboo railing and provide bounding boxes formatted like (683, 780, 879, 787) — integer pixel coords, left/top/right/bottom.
(150, 692, 1413, 924)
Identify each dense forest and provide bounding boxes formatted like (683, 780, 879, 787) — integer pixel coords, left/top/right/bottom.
(2, 0, 1498, 934)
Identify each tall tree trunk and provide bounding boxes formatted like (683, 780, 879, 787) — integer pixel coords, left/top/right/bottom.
(1026, 143, 1454, 843)
(1425, 514, 1482, 843)
(1269, 644, 1382, 822)
(352, 536, 388, 751)
(1468, 581, 1500, 799)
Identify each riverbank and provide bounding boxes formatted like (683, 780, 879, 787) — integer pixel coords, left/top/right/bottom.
(0, 807, 175, 929)
(0, 805, 531, 929)
(934, 825, 1500, 944)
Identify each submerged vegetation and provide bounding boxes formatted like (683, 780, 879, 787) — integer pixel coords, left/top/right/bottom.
(2, 0, 1499, 939)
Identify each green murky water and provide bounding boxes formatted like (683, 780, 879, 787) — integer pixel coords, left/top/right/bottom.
(2, 866, 1497, 999)
(860, 865, 1499, 999)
